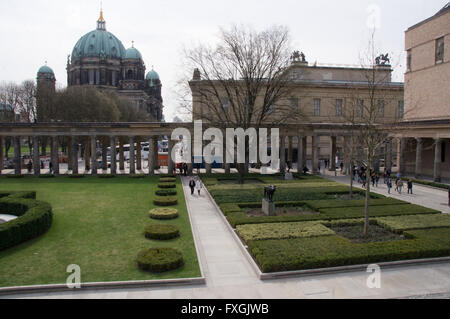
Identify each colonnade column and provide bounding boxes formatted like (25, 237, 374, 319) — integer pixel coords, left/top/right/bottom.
(398, 137, 406, 176)
(136, 136, 142, 171)
(415, 138, 423, 179)
(312, 135, 319, 174)
(153, 137, 159, 174)
(14, 136, 21, 175)
(102, 136, 108, 172)
(90, 136, 97, 176)
(168, 139, 174, 174)
(52, 136, 60, 175)
(329, 136, 337, 171)
(297, 135, 304, 172)
(343, 136, 350, 175)
(385, 138, 392, 172)
(148, 136, 156, 176)
(129, 136, 135, 174)
(67, 136, 73, 171)
(280, 135, 286, 173)
(110, 136, 117, 175)
(434, 138, 442, 183)
(119, 137, 125, 171)
(0, 136, 3, 175)
(72, 137, 79, 174)
(287, 136, 293, 167)
(302, 137, 307, 171)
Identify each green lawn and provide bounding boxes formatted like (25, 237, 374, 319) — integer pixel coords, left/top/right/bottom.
(0, 176, 200, 288)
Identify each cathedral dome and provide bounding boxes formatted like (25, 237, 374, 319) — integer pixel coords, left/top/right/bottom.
(125, 46, 142, 60)
(146, 69, 160, 86)
(71, 11, 126, 60)
(38, 65, 54, 75)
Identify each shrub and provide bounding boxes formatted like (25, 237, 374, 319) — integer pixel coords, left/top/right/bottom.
(159, 177, 176, 183)
(130, 174, 146, 179)
(38, 174, 55, 178)
(144, 224, 180, 240)
(6, 175, 24, 179)
(304, 198, 408, 210)
(158, 183, 176, 189)
(149, 207, 179, 220)
(0, 192, 53, 251)
(153, 196, 178, 206)
(155, 189, 177, 197)
(247, 228, 450, 273)
(160, 174, 175, 178)
(236, 222, 335, 242)
(376, 214, 450, 233)
(68, 174, 85, 178)
(136, 248, 184, 272)
(98, 174, 116, 179)
(319, 204, 440, 219)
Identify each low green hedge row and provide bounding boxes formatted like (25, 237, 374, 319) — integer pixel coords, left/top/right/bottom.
(411, 179, 450, 190)
(130, 174, 146, 178)
(155, 189, 177, 197)
(153, 196, 178, 206)
(149, 208, 179, 220)
(247, 227, 450, 273)
(304, 198, 408, 210)
(0, 191, 36, 200)
(157, 183, 176, 189)
(136, 248, 184, 273)
(38, 174, 55, 178)
(376, 214, 450, 233)
(98, 174, 116, 179)
(159, 177, 176, 183)
(236, 221, 334, 241)
(68, 174, 85, 178)
(319, 204, 440, 219)
(6, 175, 24, 179)
(144, 224, 180, 240)
(0, 192, 53, 251)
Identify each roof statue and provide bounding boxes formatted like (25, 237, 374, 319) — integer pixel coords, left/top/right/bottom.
(375, 53, 391, 66)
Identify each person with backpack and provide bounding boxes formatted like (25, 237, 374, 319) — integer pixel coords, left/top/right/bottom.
(387, 178, 392, 194)
(407, 179, 413, 194)
(397, 179, 404, 194)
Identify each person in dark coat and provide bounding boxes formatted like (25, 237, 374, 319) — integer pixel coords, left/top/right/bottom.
(189, 178, 196, 195)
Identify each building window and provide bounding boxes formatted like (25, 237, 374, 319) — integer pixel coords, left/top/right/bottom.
(335, 99, 343, 116)
(290, 97, 298, 110)
(313, 98, 321, 116)
(356, 99, 364, 117)
(407, 49, 412, 71)
(89, 70, 94, 85)
(397, 100, 404, 118)
(377, 100, 385, 117)
(220, 97, 229, 110)
(436, 37, 444, 64)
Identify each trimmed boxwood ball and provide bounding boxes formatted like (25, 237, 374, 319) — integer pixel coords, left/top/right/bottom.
(144, 224, 180, 240)
(149, 207, 179, 220)
(155, 189, 177, 197)
(153, 196, 178, 206)
(159, 177, 176, 183)
(136, 248, 184, 273)
(158, 183, 176, 189)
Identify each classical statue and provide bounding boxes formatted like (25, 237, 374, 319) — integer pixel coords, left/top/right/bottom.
(264, 185, 276, 202)
(291, 51, 306, 63)
(375, 53, 390, 66)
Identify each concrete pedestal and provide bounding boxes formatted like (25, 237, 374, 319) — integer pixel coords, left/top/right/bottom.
(262, 198, 276, 216)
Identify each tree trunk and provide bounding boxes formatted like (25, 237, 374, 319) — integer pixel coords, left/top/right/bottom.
(364, 157, 372, 236)
(349, 161, 354, 199)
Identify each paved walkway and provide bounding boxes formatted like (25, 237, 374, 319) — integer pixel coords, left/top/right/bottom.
(3, 176, 450, 299)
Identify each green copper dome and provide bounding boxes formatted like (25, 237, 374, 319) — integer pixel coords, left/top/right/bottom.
(71, 28, 126, 60)
(38, 65, 54, 74)
(125, 47, 142, 60)
(146, 70, 160, 87)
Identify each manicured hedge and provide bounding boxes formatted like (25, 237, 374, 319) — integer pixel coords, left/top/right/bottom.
(38, 174, 55, 178)
(155, 189, 177, 197)
(247, 228, 450, 273)
(236, 221, 334, 241)
(68, 174, 85, 178)
(136, 248, 184, 272)
(319, 204, 440, 219)
(0, 192, 53, 251)
(153, 196, 178, 206)
(160, 174, 176, 178)
(6, 175, 24, 179)
(149, 207, 179, 220)
(376, 214, 450, 233)
(411, 179, 450, 190)
(98, 174, 116, 179)
(304, 198, 408, 210)
(159, 177, 176, 183)
(144, 224, 180, 240)
(157, 183, 176, 189)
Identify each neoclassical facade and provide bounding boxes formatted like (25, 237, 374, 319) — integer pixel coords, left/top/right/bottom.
(38, 10, 164, 122)
(391, 3, 450, 182)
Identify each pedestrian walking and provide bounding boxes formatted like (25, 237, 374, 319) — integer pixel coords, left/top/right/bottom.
(195, 178, 203, 196)
(397, 179, 404, 194)
(49, 162, 53, 174)
(183, 163, 188, 176)
(189, 178, 196, 195)
(375, 174, 380, 187)
(27, 160, 33, 173)
(407, 179, 413, 194)
(387, 178, 392, 194)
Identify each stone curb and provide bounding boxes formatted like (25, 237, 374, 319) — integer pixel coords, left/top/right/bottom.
(202, 178, 450, 281)
(0, 277, 206, 297)
(0, 177, 206, 298)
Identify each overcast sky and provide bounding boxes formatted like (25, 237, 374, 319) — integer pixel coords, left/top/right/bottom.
(0, 0, 446, 121)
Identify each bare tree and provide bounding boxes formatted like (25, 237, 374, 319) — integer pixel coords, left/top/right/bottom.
(182, 25, 304, 182)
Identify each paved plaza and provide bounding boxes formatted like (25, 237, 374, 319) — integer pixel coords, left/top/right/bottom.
(3, 174, 450, 299)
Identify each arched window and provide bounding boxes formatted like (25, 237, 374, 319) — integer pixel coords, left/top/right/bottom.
(127, 69, 133, 80)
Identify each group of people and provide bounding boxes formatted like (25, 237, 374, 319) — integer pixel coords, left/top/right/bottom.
(175, 162, 189, 176)
(188, 177, 203, 196)
(353, 166, 414, 195)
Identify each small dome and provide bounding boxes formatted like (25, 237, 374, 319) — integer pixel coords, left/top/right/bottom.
(38, 65, 54, 75)
(125, 47, 142, 60)
(146, 69, 160, 81)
